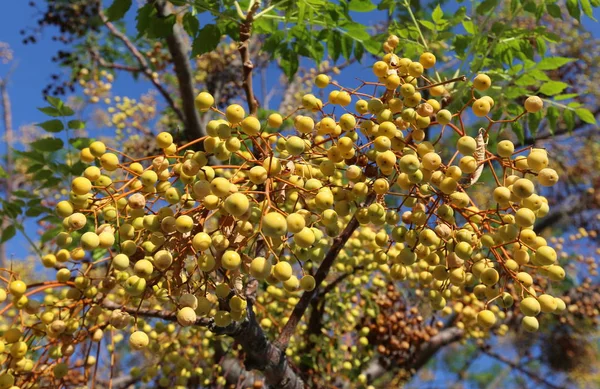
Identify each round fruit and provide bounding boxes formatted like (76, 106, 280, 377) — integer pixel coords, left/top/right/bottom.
(262, 212, 287, 237)
(472, 99, 491, 117)
(473, 74, 491, 91)
(9, 280, 26, 296)
(221, 250, 241, 270)
(477, 309, 496, 328)
(195, 91, 214, 112)
(177, 307, 197, 326)
(521, 316, 539, 332)
(250, 257, 272, 280)
(71, 177, 92, 195)
(497, 140, 514, 157)
(156, 132, 173, 148)
(226, 104, 246, 123)
(315, 74, 330, 88)
(129, 331, 149, 350)
(273, 261, 293, 282)
(524, 96, 543, 113)
(224, 193, 249, 217)
(241, 116, 261, 136)
(520, 297, 541, 317)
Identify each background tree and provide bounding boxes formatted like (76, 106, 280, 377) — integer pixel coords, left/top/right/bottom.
(0, 0, 599, 388)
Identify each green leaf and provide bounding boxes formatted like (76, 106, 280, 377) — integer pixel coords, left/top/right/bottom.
(38, 106, 61, 117)
(547, 3, 563, 18)
(432, 4, 444, 24)
(354, 41, 365, 62)
(536, 56, 575, 70)
(344, 24, 370, 41)
(580, 0, 597, 19)
(575, 108, 596, 124)
(462, 21, 475, 34)
(546, 106, 559, 134)
(363, 39, 381, 55)
(136, 3, 154, 37)
(348, 0, 377, 12)
(1, 225, 16, 244)
(563, 108, 575, 131)
(183, 12, 200, 37)
(280, 49, 299, 79)
(0, 166, 7, 179)
(554, 93, 578, 101)
(528, 110, 542, 138)
(37, 119, 64, 133)
(46, 96, 63, 109)
(477, 0, 499, 14)
(191, 24, 221, 57)
(68, 120, 85, 130)
(566, 0, 581, 20)
(329, 30, 342, 62)
(539, 81, 568, 96)
(147, 14, 176, 38)
(511, 121, 525, 144)
(61, 106, 75, 116)
(105, 0, 132, 21)
(419, 20, 436, 31)
(341, 35, 353, 60)
(31, 137, 64, 152)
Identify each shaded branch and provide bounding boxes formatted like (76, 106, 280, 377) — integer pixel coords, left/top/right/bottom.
(239, 2, 260, 115)
(98, 10, 185, 126)
(155, 1, 205, 142)
(276, 193, 376, 348)
(481, 348, 564, 389)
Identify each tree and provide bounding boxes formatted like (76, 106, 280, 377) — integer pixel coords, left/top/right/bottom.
(0, 0, 599, 388)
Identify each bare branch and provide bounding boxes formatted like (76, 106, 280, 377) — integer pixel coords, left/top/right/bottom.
(0, 75, 14, 269)
(154, 1, 206, 142)
(481, 348, 564, 389)
(98, 10, 186, 127)
(276, 193, 376, 348)
(239, 2, 261, 115)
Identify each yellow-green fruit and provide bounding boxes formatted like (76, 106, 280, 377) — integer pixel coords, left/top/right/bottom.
(192, 232, 212, 252)
(515, 208, 536, 228)
(177, 307, 197, 326)
(225, 104, 245, 123)
(520, 297, 541, 316)
(294, 227, 315, 248)
(497, 140, 514, 157)
(72, 176, 92, 195)
(472, 98, 491, 117)
(262, 212, 287, 237)
(129, 331, 149, 350)
(0, 373, 15, 389)
(154, 250, 173, 270)
(273, 261, 293, 282)
(250, 257, 272, 280)
(524, 96, 543, 113)
(286, 136, 306, 156)
(10, 341, 28, 358)
(457, 136, 477, 155)
(315, 74, 330, 88)
(300, 275, 316, 291)
(56, 201, 74, 217)
(476, 309, 496, 328)
(195, 91, 214, 112)
(521, 316, 539, 332)
(81, 231, 100, 250)
(113, 254, 130, 270)
(480, 268, 499, 286)
(100, 153, 119, 171)
(268, 113, 283, 128)
(535, 246, 556, 266)
(214, 311, 232, 327)
(9, 280, 26, 297)
(221, 250, 241, 270)
(224, 193, 249, 217)
(538, 168, 559, 187)
(512, 178, 534, 198)
(89, 141, 106, 157)
(473, 74, 491, 91)
(419, 52, 436, 69)
(538, 294, 557, 313)
(156, 132, 173, 148)
(241, 116, 261, 136)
